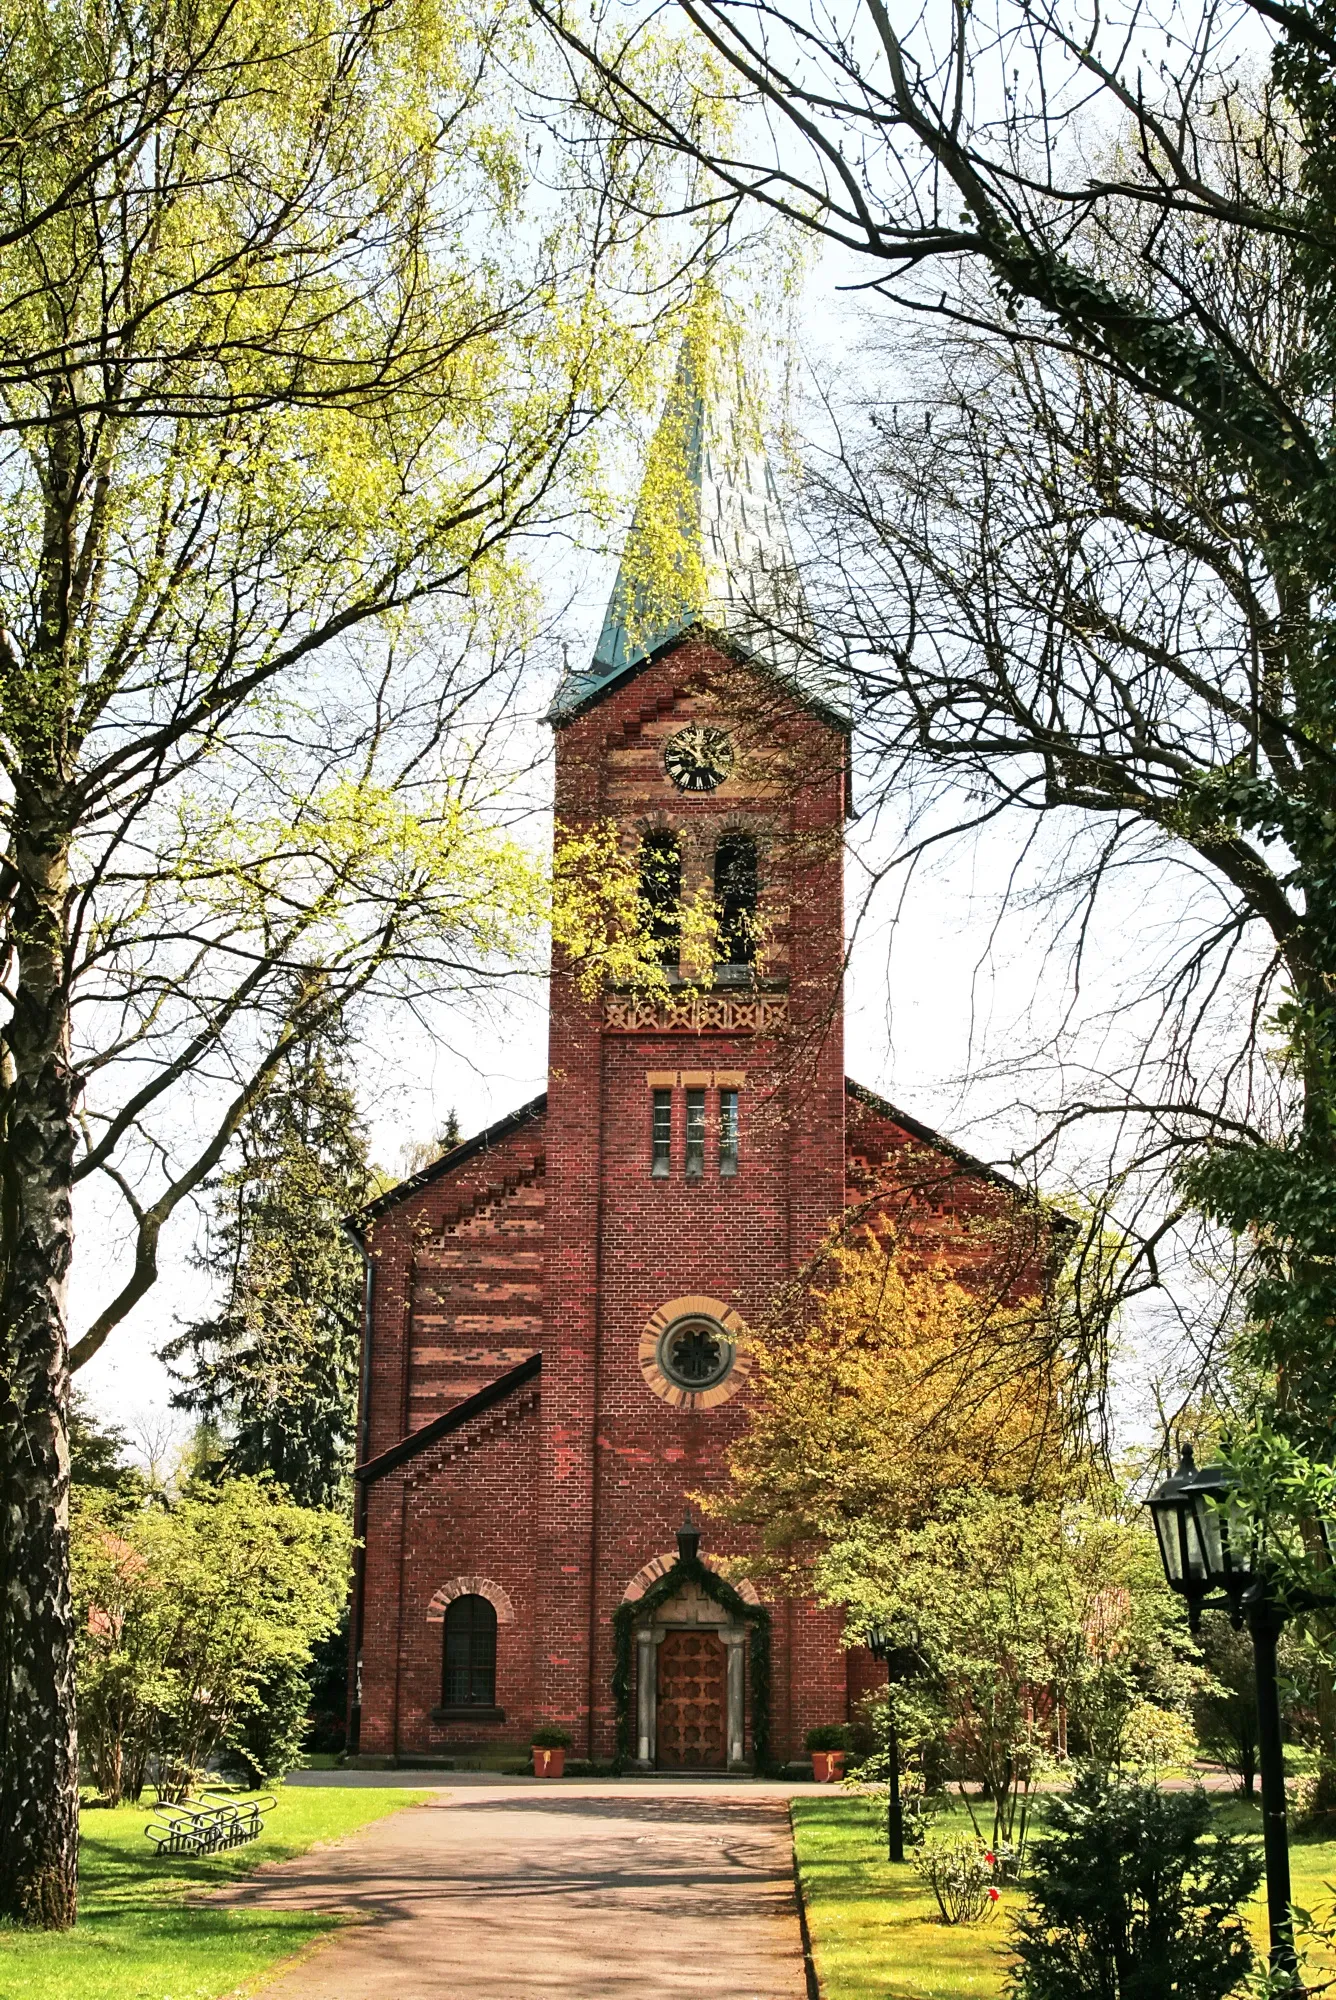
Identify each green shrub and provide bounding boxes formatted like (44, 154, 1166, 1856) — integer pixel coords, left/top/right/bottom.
(1008, 1770, 1262, 2000)
(912, 1834, 1000, 1924)
(805, 1724, 854, 1753)
(531, 1725, 573, 1749)
(231, 1658, 312, 1787)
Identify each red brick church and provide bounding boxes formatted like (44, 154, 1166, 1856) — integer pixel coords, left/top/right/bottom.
(345, 357, 1033, 1768)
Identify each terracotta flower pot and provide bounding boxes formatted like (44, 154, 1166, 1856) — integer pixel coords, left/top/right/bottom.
(810, 1750, 846, 1783)
(532, 1746, 566, 1778)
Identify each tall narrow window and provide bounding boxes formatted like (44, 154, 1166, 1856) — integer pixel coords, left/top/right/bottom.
(442, 1594, 497, 1707)
(685, 1087, 706, 1179)
(714, 834, 758, 966)
(651, 1089, 673, 1178)
(639, 831, 681, 967)
(719, 1089, 740, 1178)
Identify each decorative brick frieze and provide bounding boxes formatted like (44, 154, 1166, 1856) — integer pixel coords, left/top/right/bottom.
(604, 991, 789, 1034)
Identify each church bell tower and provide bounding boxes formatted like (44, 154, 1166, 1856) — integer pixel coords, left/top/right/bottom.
(534, 347, 853, 1761)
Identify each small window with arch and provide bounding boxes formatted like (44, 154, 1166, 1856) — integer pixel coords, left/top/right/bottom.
(719, 1088, 740, 1177)
(651, 1088, 672, 1178)
(685, 1087, 706, 1179)
(442, 1593, 497, 1707)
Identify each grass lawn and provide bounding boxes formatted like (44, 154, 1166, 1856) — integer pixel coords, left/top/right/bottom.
(0, 1784, 431, 2000)
(792, 1797, 1023, 2000)
(792, 1792, 1336, 2000)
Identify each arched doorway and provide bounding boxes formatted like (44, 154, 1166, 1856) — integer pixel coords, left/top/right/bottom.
(629, 1577, 749, 1770)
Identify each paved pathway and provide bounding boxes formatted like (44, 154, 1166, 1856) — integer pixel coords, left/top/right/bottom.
(216, 1780, 813, 2000)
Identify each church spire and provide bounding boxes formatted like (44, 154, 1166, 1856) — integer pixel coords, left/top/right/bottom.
(551, 337, 842, 722)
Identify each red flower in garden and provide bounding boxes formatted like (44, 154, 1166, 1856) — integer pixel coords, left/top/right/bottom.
(988, 1886, 1000, 1902)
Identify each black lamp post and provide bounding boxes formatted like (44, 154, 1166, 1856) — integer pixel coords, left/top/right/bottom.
(1147, 1443, 1328, 1988)
(865, 1624, 925, 1865)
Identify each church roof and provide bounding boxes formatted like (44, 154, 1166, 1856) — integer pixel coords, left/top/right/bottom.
(550, 344, 848, 725)
(355, 1352, 541, 1484)
(845, 1079, 1066, 1220)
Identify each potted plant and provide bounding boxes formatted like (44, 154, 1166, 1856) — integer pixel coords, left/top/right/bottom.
(531, 1725, 573, 1778)
(806, 1724, 853, 1782)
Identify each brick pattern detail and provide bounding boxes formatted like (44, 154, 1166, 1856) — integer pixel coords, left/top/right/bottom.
(351, 638, 1044, 1764)
(426, 1576, 517, 1625)
(622, 1553, 761, 1606)
(604, 992, 790, 1033)
(407, 1167, 545, 1428)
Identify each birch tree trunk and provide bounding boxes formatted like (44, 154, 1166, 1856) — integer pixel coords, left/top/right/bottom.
(0, 802, 79, 1926)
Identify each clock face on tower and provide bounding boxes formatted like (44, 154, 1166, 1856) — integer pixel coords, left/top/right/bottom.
(663, 725, 734, 792)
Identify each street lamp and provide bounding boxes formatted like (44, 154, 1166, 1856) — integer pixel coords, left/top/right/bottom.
(864, 1624, 926, 1866)
(1147, 1443, 1329, 1987)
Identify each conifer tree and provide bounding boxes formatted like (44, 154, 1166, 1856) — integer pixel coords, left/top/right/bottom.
(162, 1026, 373, 1513)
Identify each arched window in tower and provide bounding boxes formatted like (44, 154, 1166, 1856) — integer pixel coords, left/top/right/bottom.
(442, 1594, 497, 1707)
(639, 831, 681, 968)
(714, 834, 758, 967)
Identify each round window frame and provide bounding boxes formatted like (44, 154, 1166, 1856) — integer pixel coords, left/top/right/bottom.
(639, 1293, 751, 1410)
(656, 1315, 735, 1392)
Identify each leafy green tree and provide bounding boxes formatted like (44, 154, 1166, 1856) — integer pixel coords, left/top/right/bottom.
(1193, 1623, 1263, 1799)
(0, 0, 721, 1924)
(829, 1492, 1198, 1855)
(1009, 1771, 1261, 2000)
(708, 1220, 1070, 1589)
(401, 1108, 464, 1179)
(303, 1610, 353, 1758)
(72, 1476, 351, 1804)
(162, 1027, 372, 1511)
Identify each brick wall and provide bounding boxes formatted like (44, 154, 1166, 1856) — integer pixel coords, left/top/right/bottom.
(357, 1385, 541, 1757)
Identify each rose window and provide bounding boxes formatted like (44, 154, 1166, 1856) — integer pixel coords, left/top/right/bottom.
(657, 1317, 734, 1391)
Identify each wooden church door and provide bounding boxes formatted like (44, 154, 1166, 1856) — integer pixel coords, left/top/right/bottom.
(656, 1630, 727, 1768)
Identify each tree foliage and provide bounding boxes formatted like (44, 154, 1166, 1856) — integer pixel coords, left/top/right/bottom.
(72, 1475, 350, 1803)
(830, 1491, 1199, 1853)
(710, 1220, 1070, 1580)
(162, 1021, 374, 1511)
(772, 93, 1323, 1446)
(67, 1390, 148, 1516)
(0, 0, 730, 1922)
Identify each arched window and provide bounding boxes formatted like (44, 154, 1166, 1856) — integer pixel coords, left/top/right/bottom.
(442, 1594, 497, 1707)
(639, 831, 681, 967)
(714, 834, 758, 966)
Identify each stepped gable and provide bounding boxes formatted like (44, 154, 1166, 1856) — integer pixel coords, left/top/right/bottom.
(844, 1079, 1035, 1208)
(355, 1354, 543, 1486)
(407, 1162, 545, 1427)
(845, 1078, 1061, 1285)
(347, 1096, 547, 1468)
